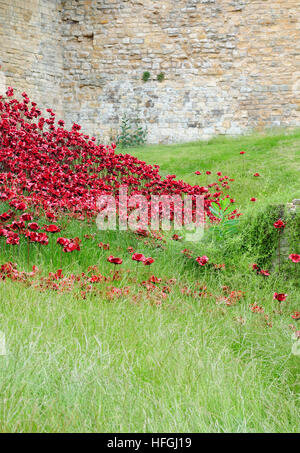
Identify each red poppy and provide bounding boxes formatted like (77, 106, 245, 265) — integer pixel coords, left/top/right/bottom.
(28, 222, 40, 231)
(250, 304, 264, 313)
(6, 86, 14, 97)
(46, 211, 57, 221)
(20, 213, 33, 221)
(250, 198, 257, 202)
(291, 312, 300, 321)
(132, 253, 145, 262)
(289, 254, 300, 263)
(0, 212, 13, 222)
(273, 219, 285, 229)
(107, 256, 123, 265)
(273, 292, 287, 302)
(240, 151, 245, 155)
(196, 255, 209, 266)
(14, 202, 26, 211)
(37, 233, 49, 245)
(253, 173, 260, 177)
(195, 171, 202, 175)
(98, 242, 110, 250)
(149, 275, 161, 284)
(6, 232, 19, 245)
(181, 248, 193, 258)
(57, 237, 69, 246)
(260, 269, 270, 277)
(44, 224, 60, 233)
(144, 257, 154, 266)
(63, 241, 80, 252)
(10, 220, 25, 230)
(172, 234, 182, 241)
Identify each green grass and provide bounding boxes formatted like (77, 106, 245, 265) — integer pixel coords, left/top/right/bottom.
(130, 130, 300, 214)
(0, 132, 299, 432)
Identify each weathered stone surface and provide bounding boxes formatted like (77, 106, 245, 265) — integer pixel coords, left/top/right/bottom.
(273, 200, 300, 268)
(0, 0, 300, 143)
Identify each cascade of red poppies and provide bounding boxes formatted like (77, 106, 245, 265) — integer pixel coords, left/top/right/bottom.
(0, 88, 239, 226)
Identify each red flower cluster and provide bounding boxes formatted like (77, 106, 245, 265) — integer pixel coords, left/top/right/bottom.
(0, 89, 236, 227)
(132, 253, 154, 266)
(57, 237, 81, 252)
(249, 304, 264, 313)
(196, 255, 209, 266)
(0, 213, 51, 246)
(251, 263, 270, 277)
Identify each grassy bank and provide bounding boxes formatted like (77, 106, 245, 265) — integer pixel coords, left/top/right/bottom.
(0, 132, 299, 432)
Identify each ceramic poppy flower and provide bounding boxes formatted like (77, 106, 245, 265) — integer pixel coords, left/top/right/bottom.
(132, 253, 145, 262)
(37, 233, 49, 245)
(249, 304, 264, 313)
(20, 213, 33, 221)
(6, 232, 19, 245)
(98, 242, 110, 250)
(196, 255, 209, 266)
(63, 241, 80, 252)
(46, 212, 57, 221)
(291, 312, 300, 321)
(289, 254, 300, 263)
(260, 269, 270, 277)
(6, 86, 14, 97)
(10, 220, 25, 230)
(28, 222, 40, 231)
(149, 275, 162, 284)
(0, 212, 13, 222)
(273, 292, 287, 302)
(172, 234, 182, 241)
(107, 256, 123, 265)
(181, 249, 193, 258)
(57, 237, 69, 246)
(273, 219, 285, 229)
(44, 224, 60, 233)
(14, 202, 26, 211)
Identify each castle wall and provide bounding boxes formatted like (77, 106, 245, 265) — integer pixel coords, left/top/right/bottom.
(0, 0, 64, 116)
(1, 0, 300, 143)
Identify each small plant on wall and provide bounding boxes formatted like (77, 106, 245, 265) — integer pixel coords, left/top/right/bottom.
(157, 72, 165, 82)
(115, 114, 148, 148)
(142, 71, 151, 82)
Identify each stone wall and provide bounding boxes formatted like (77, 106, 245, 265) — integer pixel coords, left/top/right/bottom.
(273, 199, 300, 268)
(0, 0, 64, 116)
(1, 0, 300, 143)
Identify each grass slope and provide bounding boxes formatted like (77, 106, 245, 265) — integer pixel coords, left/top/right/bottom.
(0, 132, 299, 432)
